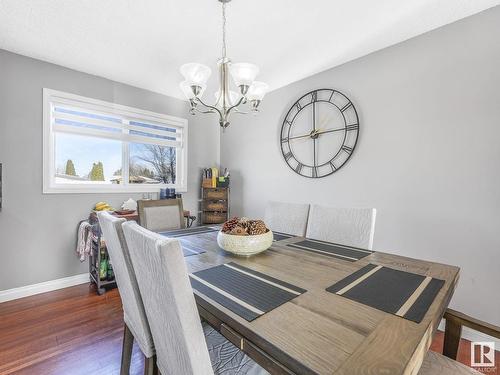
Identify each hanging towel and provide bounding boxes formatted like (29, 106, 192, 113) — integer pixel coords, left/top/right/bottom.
(76, 221, 93, 262)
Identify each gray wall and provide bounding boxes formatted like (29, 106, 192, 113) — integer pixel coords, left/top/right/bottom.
(0, 50, 219, 290)
(221, 6, 500, 326)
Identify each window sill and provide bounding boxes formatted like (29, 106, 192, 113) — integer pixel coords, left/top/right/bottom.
(43, 184, 187, 194)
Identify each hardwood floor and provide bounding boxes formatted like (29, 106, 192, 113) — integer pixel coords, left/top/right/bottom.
(0, 284, 144, 375)
(0, 284, 497, 375)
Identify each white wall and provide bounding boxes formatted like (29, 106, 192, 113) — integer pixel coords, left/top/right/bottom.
(221, 6, 500, 326)
(0, 50, 219, 290)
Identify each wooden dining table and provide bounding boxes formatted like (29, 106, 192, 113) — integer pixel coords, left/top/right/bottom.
(173, 228, 459, 375)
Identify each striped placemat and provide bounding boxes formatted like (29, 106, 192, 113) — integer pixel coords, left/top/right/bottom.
(189, 262, 306, 321)
(326, 264, 445, 323)
(273, 231, 295, 242)
(286, 238, 373, 262)
(159, 226, 219, 238)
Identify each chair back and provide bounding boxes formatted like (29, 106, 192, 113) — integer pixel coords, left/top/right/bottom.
(122, 221, 214, 375)
(96, 212, 154, 357)
(264, 201, 310, 236)
(306, 205, 376, 250)
(137, 198, 185, 232)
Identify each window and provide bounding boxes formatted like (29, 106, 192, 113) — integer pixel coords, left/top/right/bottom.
(43, 89, 188, 193)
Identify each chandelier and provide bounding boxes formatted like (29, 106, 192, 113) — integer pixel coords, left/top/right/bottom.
(179, 0, 268, 129)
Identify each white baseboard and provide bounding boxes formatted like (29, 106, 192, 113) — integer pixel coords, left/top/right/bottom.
(0, 273, 89, 303)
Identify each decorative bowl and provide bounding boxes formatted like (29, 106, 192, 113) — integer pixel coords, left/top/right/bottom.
(217, 230, 273, 256)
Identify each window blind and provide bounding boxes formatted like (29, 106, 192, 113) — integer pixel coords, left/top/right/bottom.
(51, 101, 183, 148)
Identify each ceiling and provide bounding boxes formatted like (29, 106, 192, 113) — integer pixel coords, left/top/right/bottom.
(0, 0, 498, 100)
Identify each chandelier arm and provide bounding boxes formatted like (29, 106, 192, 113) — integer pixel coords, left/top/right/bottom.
(225, 96, 246, 116)
(192, 107, 217, 115)
(195, 97, 224, 118)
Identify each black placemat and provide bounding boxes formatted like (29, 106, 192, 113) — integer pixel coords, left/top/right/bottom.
(286, 238, 373, 262)
(159, 228, 210, 256)
(273, 231, 295, 242)
(160, 226, 219, 238)
(189, 262, 306, 321)
(181, 243, 206, 257)
(326, 264, 445, 323)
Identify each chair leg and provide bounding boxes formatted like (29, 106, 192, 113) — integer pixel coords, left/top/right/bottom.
(121, 323, 134, 375)
(443, 317, 462, 360)
(144, 354, 158, 375)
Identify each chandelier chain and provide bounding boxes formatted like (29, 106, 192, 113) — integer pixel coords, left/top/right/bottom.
(222, 2, 227, 58)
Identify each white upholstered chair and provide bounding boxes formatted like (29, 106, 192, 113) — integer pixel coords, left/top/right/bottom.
(122, 221, 268, 375)
(97, 212, 156, 375)
(264, 201, 310, 236)
(306, 205, 377, 250)
(137, 198, 185, 232)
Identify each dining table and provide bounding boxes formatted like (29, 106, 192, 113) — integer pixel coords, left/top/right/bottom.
(161, 226, 460, 375)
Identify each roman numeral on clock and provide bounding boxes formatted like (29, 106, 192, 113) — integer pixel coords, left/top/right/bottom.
(340, 102, 352, 112)
(295, 102, 302, 111)
(341, 145, 353, 154)
(346, 124, 359, 131)
(311, 91, 317, 103)
(328, 90, 335, 102)
(312, 167, 318, 178)
(281, 137, 289, 143)
(284, 151, 293, 161)
(295, 163, 303, 174)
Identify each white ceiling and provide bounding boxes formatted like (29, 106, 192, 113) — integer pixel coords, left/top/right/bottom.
(0, 0, 498, 100)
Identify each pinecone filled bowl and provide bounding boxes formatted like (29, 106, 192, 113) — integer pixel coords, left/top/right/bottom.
(217, 217, 273, 256)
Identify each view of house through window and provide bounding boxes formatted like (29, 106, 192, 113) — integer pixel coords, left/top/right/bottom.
(44, 89, 187, 193)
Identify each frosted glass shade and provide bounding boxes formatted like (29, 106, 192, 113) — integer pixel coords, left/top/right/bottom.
(229, 63, 259, 87)
(179, 81, 205, 99)
(180, 63, 211, 86)
(215, 90, 240, 106)
(247, 81, 269, 101)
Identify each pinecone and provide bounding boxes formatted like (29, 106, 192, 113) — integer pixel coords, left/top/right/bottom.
(230, 225, 248, 236)
(222, 217, 239, 233)
(248, 220, 268, 235)
(238, 217, 250, 229)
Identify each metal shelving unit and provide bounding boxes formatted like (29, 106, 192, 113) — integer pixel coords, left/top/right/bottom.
(83, 215, 116, 295)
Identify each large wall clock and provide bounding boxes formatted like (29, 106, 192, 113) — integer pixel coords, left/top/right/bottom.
(280, 88, 359, 178)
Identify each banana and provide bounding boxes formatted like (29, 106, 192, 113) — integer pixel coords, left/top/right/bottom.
(94, 202, 112, 211)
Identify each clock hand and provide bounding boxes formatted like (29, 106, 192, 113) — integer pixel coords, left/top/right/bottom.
(316, 127, 347, 135)
(286, 125, 346, 142)
(287, 133, 313, 141)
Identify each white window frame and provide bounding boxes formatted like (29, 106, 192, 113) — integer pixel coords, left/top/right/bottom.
(43, 88, 188, 194)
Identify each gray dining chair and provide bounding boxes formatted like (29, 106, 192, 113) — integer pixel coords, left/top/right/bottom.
(122, 221, 268, 375)
(306, 205, 377, 250)
(137, 198, 185, 232)
(97, 212, 156, 375)
(264, 201, 310, 236)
